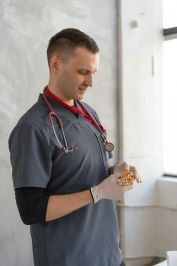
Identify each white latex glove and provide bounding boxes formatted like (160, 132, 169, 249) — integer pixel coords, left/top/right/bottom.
(112, 161, 129, 174)
(90, 172, 133, 203)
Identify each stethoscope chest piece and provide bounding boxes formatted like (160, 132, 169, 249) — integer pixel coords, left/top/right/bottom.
(104, 142, 114, 152)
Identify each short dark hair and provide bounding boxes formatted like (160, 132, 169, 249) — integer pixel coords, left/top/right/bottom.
(47, 28, 99, 67)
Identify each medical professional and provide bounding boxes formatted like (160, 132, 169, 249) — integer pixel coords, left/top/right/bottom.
(9, 28, 137, 266)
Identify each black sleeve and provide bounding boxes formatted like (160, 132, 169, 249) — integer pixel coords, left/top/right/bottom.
(15, 187, 49, 225)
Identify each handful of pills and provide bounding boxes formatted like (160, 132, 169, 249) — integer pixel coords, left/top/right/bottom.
(117, 169, 142, 186)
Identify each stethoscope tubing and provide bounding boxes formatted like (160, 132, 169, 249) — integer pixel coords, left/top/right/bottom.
(76, 100, 107, 142)
(43, 94, 74, 153)
(43, 93, 112, 153)
(76, 102, 114, 152)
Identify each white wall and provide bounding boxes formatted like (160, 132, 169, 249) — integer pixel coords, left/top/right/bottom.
(0, 1, 118, 265)
(117, 1, 177, 265)
(156, 178, 177, 257)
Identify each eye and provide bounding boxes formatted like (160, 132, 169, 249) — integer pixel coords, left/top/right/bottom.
(78, 69, 88, 75)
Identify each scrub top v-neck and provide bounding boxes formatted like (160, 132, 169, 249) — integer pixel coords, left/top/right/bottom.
(9, 94, 123, 266)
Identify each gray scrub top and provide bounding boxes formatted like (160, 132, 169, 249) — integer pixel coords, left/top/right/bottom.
(9, 94, 123, 266)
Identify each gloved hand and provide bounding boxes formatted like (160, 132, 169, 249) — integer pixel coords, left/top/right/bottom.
(111, 161, 129, 174)
(90, 171, 133, 203)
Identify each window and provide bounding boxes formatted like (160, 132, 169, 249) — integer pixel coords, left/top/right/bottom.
(163, 0, 177, 28)
(163, 0, 177, 175)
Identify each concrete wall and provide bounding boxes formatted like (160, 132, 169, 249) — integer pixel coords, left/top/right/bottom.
(0, 1, 118, 265)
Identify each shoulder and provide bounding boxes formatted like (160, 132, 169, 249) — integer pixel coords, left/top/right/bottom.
(9, 95, 48, 146)
(15, 94, 48, 130)
(81, 101, 100, 122)
(80, 101, 94, 111)
(80, 102, 97, 116)
(19, 95, 48, 129)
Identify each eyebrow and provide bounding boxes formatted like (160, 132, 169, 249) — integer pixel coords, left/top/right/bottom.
(78, 68, 98, 73)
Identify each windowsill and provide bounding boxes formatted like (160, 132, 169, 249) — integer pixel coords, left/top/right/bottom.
(159, 176, 177, 183)
(157, 177, 177, 208)
(154, 259, 167, 266)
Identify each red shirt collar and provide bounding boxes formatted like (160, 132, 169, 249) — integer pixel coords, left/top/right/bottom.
(43, 86, 104, 133)
(44, 86, 78, 111)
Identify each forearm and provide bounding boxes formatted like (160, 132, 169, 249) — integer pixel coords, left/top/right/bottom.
(46, 189, 93, 222)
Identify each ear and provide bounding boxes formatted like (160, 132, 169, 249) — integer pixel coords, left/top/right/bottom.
(49, 55, 62, 73)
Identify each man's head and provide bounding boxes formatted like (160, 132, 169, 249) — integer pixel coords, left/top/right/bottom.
(47, 29, 99, 105)
(47, 28, 99, 67)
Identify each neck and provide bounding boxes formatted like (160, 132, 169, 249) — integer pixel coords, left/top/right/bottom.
(47, 81, 74, 106)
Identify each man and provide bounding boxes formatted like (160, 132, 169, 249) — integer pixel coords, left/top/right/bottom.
(9, 28, 136, 266)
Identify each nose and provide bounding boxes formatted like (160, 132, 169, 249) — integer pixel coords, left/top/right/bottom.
(85, 74, 93, 87)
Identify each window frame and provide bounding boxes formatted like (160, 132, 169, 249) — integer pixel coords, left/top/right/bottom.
(163, 26, 177, 40)
(163, 24, 177, 176)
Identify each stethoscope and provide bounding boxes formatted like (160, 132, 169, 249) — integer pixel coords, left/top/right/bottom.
(43, 93, 114, 154)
